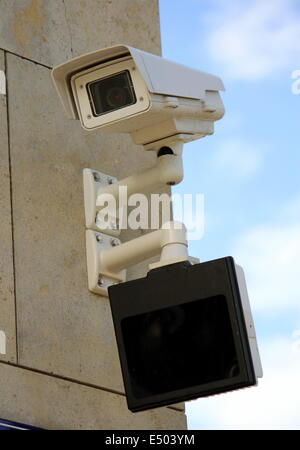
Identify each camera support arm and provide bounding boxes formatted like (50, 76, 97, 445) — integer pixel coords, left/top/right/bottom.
(83, 137, 186, 235)
(98, 141, 184, 199)
(83, 135, 195, 296)
(86, 221, 189, 296)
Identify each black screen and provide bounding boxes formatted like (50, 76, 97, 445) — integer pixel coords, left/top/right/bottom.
(87, 70, 136, 116)
(121, 295, 239, 399)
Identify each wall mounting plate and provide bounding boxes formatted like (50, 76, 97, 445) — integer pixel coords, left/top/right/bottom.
(83, 168, 120, 236)
(86, 230, 126, 296)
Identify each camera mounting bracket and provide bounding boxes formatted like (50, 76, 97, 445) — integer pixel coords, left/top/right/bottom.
(83, 135, 186, 236)
(86, 221, 191, 296)
(83, 135, 199, 295)
(85, 231, 126, 296)
(83, 169, 120, 236)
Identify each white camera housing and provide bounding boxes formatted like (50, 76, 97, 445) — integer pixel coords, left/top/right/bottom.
(52, 45, 225, 146)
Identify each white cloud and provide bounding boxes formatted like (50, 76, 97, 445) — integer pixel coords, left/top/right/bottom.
(203, 0, 300, 80)
(187, 336, 300, 429)
(219, 111, 246, 134)
(281, 194, 300, 221)
(186, 194, 300, 428)
(233, 221, 300, 314)
(212, 138, 263, 178)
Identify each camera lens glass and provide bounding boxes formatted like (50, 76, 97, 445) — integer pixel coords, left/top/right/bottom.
(87, 70, 136, 116)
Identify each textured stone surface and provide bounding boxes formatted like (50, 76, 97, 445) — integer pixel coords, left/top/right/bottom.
(7, 53, 173, 395)
(0, 362, 187, 430)
(63, 0, 162, 59)
(0, 50, 17, 363)
(1, 0, 186, 427)
(0, 0, 72, 67)
(0, 0, 161, 67)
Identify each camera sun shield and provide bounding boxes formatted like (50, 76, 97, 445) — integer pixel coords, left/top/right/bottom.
(51, 45, 225, 145)
(108, 258, 258, 412)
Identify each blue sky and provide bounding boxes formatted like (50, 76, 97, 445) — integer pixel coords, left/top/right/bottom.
(159, 0, 300, 429)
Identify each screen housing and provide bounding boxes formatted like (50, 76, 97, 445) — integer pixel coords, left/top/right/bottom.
(109, 258, 257, 412)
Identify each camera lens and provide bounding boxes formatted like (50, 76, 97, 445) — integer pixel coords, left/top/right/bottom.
(106, 86, 128, 108)
(87, 70, 136, 116)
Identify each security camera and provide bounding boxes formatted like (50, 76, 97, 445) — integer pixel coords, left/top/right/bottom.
(51, 46, 263, 414)
(51, 45, 225, 146)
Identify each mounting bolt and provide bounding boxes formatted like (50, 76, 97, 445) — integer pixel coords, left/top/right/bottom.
(96, 234, 103, 243)
(110, 238, 119, 247)
(93, 172, 101, 182)
(110, 221, 118, 231)
(107, 177, 114, 185)
(97, 276, 104, 287)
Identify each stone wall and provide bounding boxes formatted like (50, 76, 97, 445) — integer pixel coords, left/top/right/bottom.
(0, 0, 187, 430)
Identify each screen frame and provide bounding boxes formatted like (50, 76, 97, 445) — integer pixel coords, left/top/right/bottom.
(109, 258, 256, 412)
(71, 57, 150, 130)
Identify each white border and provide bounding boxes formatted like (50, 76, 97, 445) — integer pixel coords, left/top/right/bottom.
(0, 70, 6, 95)
(0, 330, 6, 355)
